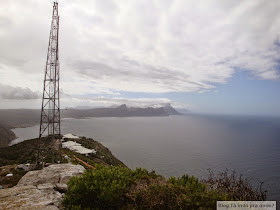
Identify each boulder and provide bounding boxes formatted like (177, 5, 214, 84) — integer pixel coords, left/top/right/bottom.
(0, 164, 85, 209)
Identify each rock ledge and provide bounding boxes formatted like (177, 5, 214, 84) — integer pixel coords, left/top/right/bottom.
(0, 164, 85, 209)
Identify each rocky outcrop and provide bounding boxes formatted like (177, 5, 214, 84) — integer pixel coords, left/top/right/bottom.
(162, 104, 181, 115)
(0, 126, 17, 148)
(0, 164, 85, 209)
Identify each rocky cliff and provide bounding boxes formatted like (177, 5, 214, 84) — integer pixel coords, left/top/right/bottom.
(0, 125, 16, 148)
(0, 164, 85, 209)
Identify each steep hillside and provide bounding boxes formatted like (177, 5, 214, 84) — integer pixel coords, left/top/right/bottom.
(0, 125, 17, 148)
(0, 109, 40, 128)
(0, 136, 125, 168)
(163, 104, 181, 115)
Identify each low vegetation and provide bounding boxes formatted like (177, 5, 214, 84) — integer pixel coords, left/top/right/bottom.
(0, 136, 124, 167)
(0, 138, 38, 166)
(63, 164, 267, 210)
(70, 137, 124, 167)
(0, 165, 27, 188)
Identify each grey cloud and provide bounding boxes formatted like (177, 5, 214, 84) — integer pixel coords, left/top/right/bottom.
(0, 0, 280, 96)
(74, 59, 211, 92)
(0, 84, 40, 100)
(60, 89, 72, 98)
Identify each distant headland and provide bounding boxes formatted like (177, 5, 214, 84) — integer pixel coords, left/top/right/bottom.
(0, 104, 182, 147)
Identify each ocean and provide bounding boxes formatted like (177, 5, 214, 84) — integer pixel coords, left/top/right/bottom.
(11, 114, 280, 202)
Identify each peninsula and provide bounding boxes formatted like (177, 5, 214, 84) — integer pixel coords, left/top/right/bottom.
(0, 104, 181, 147)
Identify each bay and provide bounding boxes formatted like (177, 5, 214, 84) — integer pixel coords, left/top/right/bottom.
(11, 114, 280, 201)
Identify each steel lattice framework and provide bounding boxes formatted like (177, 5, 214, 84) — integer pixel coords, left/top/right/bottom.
(37, 1, 61, 164)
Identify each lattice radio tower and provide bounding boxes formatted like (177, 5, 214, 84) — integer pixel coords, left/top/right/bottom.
(37, 1, 61, 165)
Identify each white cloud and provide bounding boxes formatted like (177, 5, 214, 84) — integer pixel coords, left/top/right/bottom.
(0, 84, 40, 100)
(0, 0, 279, 97)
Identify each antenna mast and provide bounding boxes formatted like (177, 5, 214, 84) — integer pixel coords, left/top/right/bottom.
(37, 1, 61, 165)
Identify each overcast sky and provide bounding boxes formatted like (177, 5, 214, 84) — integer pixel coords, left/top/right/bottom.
(0, 0, 280, 115)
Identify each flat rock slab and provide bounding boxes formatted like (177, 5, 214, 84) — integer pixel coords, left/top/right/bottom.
(0, 164, 85, 209)
(18, 163, 85, 187)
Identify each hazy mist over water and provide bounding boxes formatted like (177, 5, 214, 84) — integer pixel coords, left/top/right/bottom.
(11, 115, 280, 201)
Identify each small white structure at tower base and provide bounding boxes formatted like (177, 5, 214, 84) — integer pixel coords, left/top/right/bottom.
(62, 140, 96, 156)
(63, 133, 79, 139)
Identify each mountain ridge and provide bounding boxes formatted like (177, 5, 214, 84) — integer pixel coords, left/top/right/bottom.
(0, 104, 181, 147)
(62, 104, 181, 118)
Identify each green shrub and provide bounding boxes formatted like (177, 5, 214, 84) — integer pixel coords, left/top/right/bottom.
(168, 175, 206, 190)
(130, 175, 230, 209)
(63, 164, 159, 209)
(64, 165, 235, 210)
